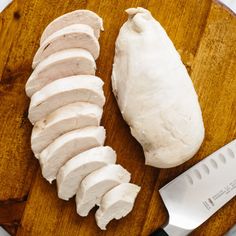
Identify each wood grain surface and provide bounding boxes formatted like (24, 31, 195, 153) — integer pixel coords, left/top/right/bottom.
(0, 0, 235, 235)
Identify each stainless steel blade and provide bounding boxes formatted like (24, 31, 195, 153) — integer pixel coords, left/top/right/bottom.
(218, 0, 236, 14)
(159, 139, 236, 236)
(0, 0, 13, 13)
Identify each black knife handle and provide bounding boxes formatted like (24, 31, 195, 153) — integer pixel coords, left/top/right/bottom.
(149, 228, 169, 236)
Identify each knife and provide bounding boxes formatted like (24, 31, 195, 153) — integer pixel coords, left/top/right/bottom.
(150, 139, 236, 236)
(0, 227, 10, 236)
(218, 0, 236, 14)
(0, 0, 13, 13)
(225, 224, 236, 236)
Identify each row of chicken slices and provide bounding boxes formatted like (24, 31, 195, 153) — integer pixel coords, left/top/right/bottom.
(25, 9, 140, 230)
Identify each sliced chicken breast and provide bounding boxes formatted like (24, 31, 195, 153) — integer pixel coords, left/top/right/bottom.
(28, 75, 105, 124)
(57, 146, 117, 201)
(33, 24, 100, 69)
(95, 183, 140, 230)
(26, 48, 96, 97)
(39, 126, 106, 183)
(76, 164, 131, 217)
(31, 102, 102, 157)
(40, 9, 103, 44)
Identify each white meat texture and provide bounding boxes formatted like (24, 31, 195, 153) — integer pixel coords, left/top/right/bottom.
(39, 126, 106, 183)
(76, 164, 131, 217)
(31, 102, 103, 157)
(112, 7, 205, 168)
(95, 183, 140, 230)
(33, 24, 100, 68)
(57, 146, 116, 200)
(40, 9, 103, 44)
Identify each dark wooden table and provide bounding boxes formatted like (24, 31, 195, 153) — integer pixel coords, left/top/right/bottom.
(0, 0, 235, 235)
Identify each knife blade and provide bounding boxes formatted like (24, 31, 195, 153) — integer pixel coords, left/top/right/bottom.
(150, 139, 236, 236)
(0, 0, 13, 13)
(0, 227, 10, 236)
(225, 224, 236, 236)
(218, 0, 236, 14)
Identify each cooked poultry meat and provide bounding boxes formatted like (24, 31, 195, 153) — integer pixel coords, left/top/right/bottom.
(76, 164, 131, 216)
(112, 7, 204, 168)
(33, 24, 99, 68)
(28, 75, 105, 124)
(57, 146, 116, 200)
(31, 102, 103, 157)
(95, 183, 140, 230)
(39, 126, 106, 183)
(25, 9, 140, 230)
(40, 9, 103, 44)
(26, 49, 96, 97)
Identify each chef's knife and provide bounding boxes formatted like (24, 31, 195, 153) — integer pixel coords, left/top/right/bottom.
(150, 139, 236, 236)
(225, 224, 236, 236)
(0, 0, 13, 13)
(218, 0, 236, 14)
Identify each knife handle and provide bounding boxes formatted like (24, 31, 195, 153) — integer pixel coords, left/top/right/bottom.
(150, 223, 191, 236)
(150, 228, 169, 236)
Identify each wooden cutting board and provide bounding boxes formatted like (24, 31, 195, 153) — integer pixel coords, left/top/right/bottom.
(0, 0, 235, 235)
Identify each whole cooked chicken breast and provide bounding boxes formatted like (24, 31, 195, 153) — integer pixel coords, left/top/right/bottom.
(112, 7, 204, 168)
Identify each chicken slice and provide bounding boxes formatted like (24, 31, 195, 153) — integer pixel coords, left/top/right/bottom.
(95, 183, 140, 230)
(112, 8, 204, 168)
(31, 102, 102, 157)
(40, 9, 103, 44)
(25, 48, 96, 97)
(33, 24, 99, 69)
(28, 75, 105, 124)
(76, 164, 131, 217)
(39, 126, 106, 183)
(57, 146, 116, 201)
